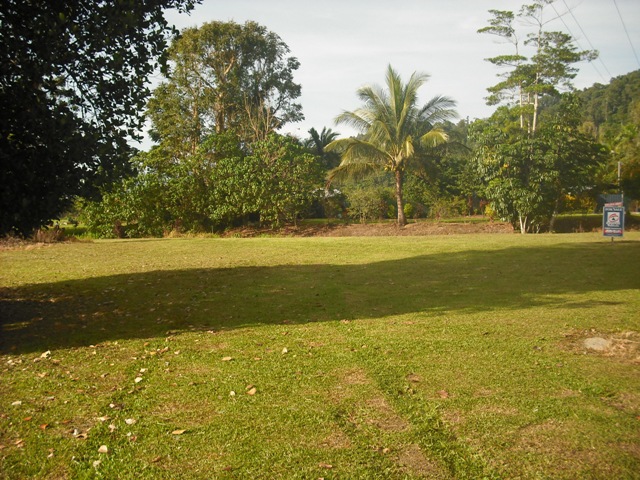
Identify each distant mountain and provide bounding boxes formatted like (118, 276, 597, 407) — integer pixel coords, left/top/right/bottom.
(578, 70, 640, 140)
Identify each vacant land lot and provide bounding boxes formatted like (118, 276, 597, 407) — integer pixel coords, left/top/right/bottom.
(1, 233, 639, 478)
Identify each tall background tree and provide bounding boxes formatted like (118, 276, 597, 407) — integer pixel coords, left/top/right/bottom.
(479, 1, 596, 134)
(147, 20, 303, 156)
(327, 65, 457, 226)
(0, 0, 199, 236)
(474, 0, 606, 233)
(81, 20, 319, 236)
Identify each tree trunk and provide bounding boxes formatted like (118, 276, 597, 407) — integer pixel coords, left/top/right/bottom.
(518, 214, 528, 234)
(549, 195, 561, 233)
(395, 169, 407, 226)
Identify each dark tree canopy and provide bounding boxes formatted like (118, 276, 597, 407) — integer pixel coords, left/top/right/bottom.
(0, 0, 198, 236)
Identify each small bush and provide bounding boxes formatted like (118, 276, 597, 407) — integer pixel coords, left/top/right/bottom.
(33, 225, 66, 243)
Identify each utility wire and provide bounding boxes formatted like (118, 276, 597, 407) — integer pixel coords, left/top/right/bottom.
(560, 0, 612, 79)
(551, 2, 608, 82)
(612, 0, 640, 69)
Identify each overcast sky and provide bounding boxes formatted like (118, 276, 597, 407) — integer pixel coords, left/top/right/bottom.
(161, 0, 640, 140)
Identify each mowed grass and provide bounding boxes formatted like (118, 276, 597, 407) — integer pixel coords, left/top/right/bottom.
(1, 233, 639, 479)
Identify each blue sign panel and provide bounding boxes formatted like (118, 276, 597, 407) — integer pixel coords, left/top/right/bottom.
(603, 204, 624, 237)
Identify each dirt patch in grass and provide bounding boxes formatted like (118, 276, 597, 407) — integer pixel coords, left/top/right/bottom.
(365, 396, 410, 432)
(560, 330, 640, 363)
(397, 443, 449, 479)
(510, 419, 618, 478)
(341, 367, 371, 386)
(320, 429, 352, 449)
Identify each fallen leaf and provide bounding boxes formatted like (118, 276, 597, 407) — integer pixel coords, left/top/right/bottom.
(139, 368, 147, 373)
(125, 418, 136, 425)
(229, 391, 236, 396)
(437, 390, 450, 399)
(23, 416, 32, 422)
(221, 356, 233, 362)
(282, 347, 288, 354)
(40, 350, 51, 359)
(72, 429, 88, 439)
(247, 387, 257, 396)
(92, 460, 101, 468)
(108, 424, 116, 432)
(98, 445, 108, 454)
(15, 439, 25, 447)
(319, 462, 333, 469)
(96, 416, 110, 422)
(134, 377, 143, 383)
(151, 455, 162, 463)
(171, 429, 186, 435)
(11, 400, 22, 406)
(39, 424, 49, 430)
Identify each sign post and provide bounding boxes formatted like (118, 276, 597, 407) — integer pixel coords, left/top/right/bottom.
(603, 202, 624, 240)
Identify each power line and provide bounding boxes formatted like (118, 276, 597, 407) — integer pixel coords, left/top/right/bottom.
(551, 1, 608, 82)
(560, 0, 612, 79)
(612, 0, 640, 69)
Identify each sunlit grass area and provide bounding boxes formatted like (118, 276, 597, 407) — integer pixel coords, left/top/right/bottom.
(1, 233, 639, 478)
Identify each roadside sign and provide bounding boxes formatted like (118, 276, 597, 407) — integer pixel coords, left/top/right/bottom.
(603, 203, 624, 238)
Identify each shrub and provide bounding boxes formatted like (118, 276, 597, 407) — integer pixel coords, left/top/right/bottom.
(33, 225, 66, 243)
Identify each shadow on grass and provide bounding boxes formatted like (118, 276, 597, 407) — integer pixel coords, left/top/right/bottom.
(1, 241, 639, 354)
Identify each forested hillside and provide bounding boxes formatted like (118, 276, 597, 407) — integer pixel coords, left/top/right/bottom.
(578, 70, 640, 200)
(579, 69, 640, 139)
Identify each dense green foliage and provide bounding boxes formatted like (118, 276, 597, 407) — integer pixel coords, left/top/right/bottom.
(578, 70, 640, 200)
(0, 0, 198, 236)
(81, 133, 322, 236)
(472, 96, 607, 233)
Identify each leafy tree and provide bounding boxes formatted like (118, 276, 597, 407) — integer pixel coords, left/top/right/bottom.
(478, 1, 596, 133)
(209, 134, 323, 228)
(472, 95, 606, 233)
(475, 1, 605, 232)
(147, 20, 303, 157)
(327, 65, 457, 226)
(0, 0, 199, 236)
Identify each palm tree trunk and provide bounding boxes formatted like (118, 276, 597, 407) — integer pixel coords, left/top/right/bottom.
(395, 169, 407, 226)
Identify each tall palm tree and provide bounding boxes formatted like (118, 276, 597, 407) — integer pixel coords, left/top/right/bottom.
(327, 65, 457, 225)
(304, 127, 341, 169)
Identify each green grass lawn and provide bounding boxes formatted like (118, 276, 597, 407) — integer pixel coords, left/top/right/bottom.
(1, 233, 639, 479)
